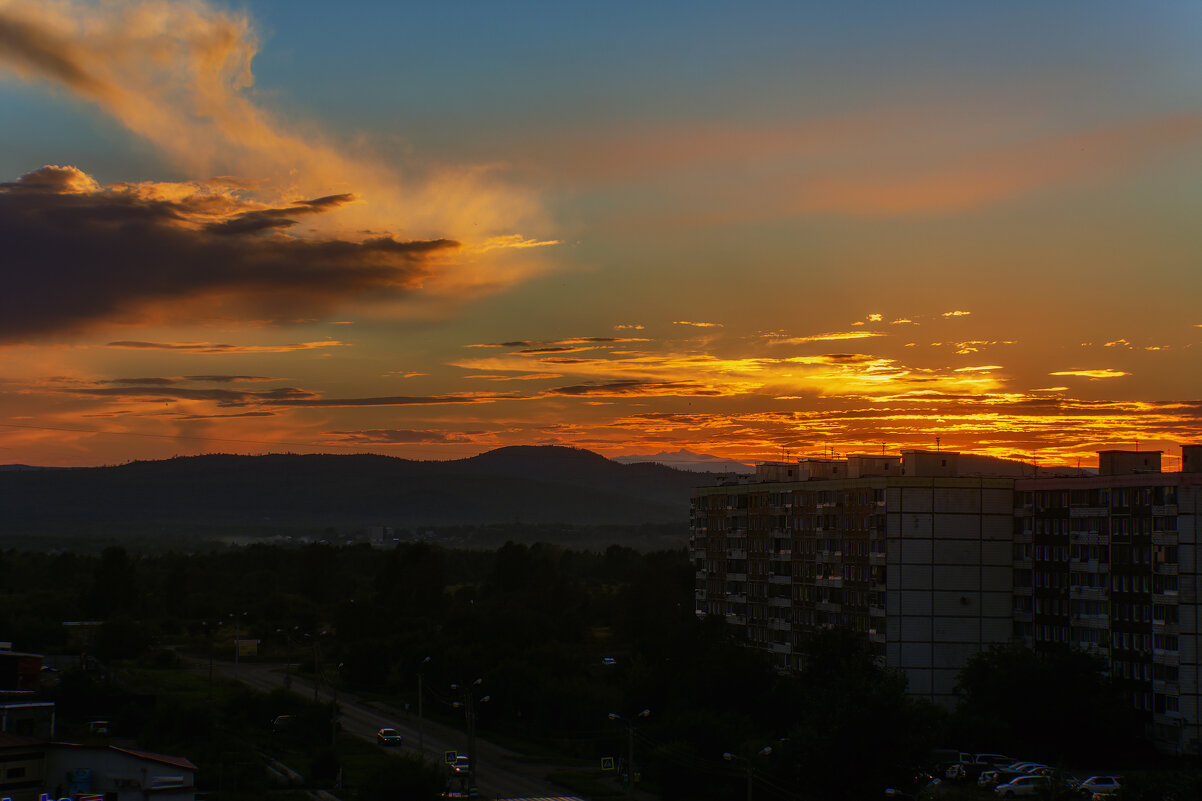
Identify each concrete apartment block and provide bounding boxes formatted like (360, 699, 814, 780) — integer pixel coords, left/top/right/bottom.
(691, 444, 1202, 751)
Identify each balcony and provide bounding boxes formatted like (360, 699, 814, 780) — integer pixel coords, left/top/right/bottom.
(727, 548, 747, 559)
(727, 572, 747, 582)
(725, 614, 747, 626)
(771, 642, 792, 654)
(768, 596, 791, 607)
(1153, 649, 1179, 666)
(769, 619, 791, 631)
(769, 574, 791, 585)
(1069, 586, 1108, 601)
(726, 593, 747, 604)
(869, 553, 886, 566)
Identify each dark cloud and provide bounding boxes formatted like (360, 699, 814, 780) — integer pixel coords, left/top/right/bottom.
(518, 346, 588, 354)
(0, 166, 459, 341)
(271, 394, 508, 407)
(204, 193, 355, 235)
(110, 375, 279, 385)
(111, 377, 177, 385)
(468, 337, 647, 349)
(329, 428, 475, 444)
(176, 411, 276, 420)
(184, 375, 281, 383)
(547, 380, 724, 397)
(67, 385, 315, 407)
(820, 353, 876, 364)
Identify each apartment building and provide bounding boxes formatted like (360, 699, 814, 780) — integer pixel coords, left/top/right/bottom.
(691, 445, 1202, 752)
(1013, 446, 1202, 754)
(690, 450, 1014, 705)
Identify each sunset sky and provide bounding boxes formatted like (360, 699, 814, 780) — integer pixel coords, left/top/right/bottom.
(1, 1, 1200, 469)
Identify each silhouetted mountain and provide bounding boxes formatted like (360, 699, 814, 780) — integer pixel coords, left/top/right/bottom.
(612, 448, 755, 474)
(0, 447, 718, 537)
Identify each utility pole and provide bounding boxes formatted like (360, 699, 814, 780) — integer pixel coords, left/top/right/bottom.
(723, 745, 772, 801)
(418, 656, 431, 754)
(608, 709, 650, 797)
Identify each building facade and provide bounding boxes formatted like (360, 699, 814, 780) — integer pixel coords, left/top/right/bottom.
(1013, 445, 1202, 754)
(690, 450, 1014, 706)
(690, 445, 1202, 751)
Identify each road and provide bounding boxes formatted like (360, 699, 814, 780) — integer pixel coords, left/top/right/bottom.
(203, 659, 589, 800)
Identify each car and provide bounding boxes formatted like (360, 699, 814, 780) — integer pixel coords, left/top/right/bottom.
(975, 753, 1013, 767)
(376, 727, 403, 746)
(451, 755, 471, 775)
(994, 775, 1052, 797)
(1076, 776, 1121, 797)
(271, 714, 296, 733)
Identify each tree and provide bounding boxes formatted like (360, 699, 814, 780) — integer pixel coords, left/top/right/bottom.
(775, 629, 941, 801)
(953, 643, 1149, 764)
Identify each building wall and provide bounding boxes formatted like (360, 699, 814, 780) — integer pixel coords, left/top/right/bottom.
(884, 482, 1013, 702)
(690, 466, 1013, 706)
(693, 449, 1202, 749)
(1013, 471, 1202, 754)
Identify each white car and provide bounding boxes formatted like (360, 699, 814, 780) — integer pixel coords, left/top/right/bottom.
(994, 775, 1051, 797)
(1076, 776, 1121, 797)
(376, 727, 403, 746)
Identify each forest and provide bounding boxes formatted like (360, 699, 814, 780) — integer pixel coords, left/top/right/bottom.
(0, 542, 1180, 801)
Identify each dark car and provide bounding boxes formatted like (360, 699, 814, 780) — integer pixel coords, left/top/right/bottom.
(376, 727, 403, 746)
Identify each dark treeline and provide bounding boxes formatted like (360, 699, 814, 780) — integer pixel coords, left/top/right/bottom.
(0, 542, 1158, 801)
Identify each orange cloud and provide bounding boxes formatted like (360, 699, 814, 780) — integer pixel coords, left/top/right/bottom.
(766, 331, 887, 345)
(1049, 369, 1131, 379)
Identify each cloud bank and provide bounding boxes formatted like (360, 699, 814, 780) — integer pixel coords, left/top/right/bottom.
(0, 166, 457, 340)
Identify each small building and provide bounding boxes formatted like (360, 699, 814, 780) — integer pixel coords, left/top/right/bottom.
(0, 651, 42, 693)
(0, 736, 197, 801)
(0, 704, 55, 739)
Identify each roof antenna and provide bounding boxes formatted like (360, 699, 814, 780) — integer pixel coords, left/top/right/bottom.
(936, 436, 941, 452)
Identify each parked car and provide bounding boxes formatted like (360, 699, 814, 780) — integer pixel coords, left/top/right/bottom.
(995, 775, 1052, 797)
(376, 727, 403, 746)
(1076, 776, 1121, 798)
(975, 753, 1013, 767)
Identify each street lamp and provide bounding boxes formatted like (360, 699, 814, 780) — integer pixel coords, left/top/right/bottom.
(608, 709, 650, 797)
(418, 656, 431, 754)
(230, 611, 246, 669)
(723, 745, 772, 801)
(451, 678, 489, 791)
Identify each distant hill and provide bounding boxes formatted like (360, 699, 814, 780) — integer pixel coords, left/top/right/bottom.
(613, 449, 755, 474)
(955, 453, 1093, 478)
(0, 446, 722, 538)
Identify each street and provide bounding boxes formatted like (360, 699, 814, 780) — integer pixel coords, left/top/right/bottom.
(204, 659, 585, 800)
